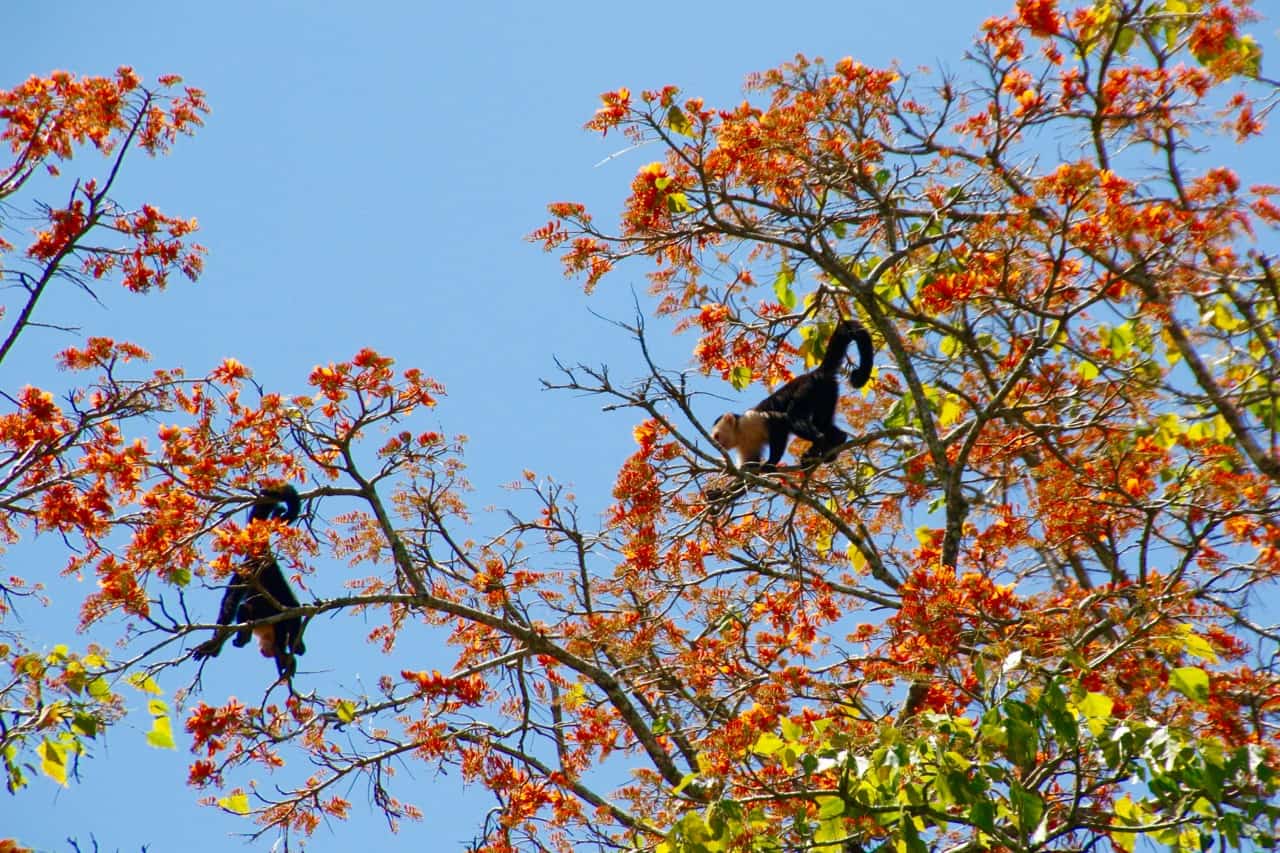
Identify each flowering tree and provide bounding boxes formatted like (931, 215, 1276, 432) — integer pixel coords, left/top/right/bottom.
(5, 1, 1280, 851)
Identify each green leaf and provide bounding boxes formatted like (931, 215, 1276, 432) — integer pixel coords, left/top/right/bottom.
(72, 712, 99, 738)
(817, 795, 845, 818)
(1169, 666, 1210, 702)
(899, 811, 928, 853)
(730, 365, 752, 391)
(1005, 716, 1038, 770)
(1076, 360, 1100, 380)
(219, 792, 251, 815)
(1038, 681, 1079, 747)
(773, 265, 797, 309)
(1115, 26, 1136, 55)
(666, 192, 693, 214)
(1010, 781, 1044, 837)
(969, 800, 995, 833)
(1077, 691, 1114, 736)
(336, 699, 357, 724)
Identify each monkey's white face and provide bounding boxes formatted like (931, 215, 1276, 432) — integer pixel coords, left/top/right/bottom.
(710, 414, 737, 449)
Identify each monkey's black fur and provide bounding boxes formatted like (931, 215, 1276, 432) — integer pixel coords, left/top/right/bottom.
(192, 485, 306, 679)
(711, 319, 874, 471)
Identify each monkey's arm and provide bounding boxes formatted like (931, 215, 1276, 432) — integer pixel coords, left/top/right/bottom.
(191, 582, 246, 660)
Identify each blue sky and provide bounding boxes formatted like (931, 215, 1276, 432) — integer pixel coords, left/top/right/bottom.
(6, 2, 1271, 851)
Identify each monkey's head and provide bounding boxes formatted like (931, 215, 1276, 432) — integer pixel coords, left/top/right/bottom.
(710, 413, 740, 450)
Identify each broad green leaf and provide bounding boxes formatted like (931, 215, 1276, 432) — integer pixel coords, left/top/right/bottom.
(817, 795, 846, 818)
(730, 365, 752, 391)
(1169, 666, 1210, 702)
(666, 192, 693, 214)
(1005, 717, 1038, 770)
(336, 699, 357, 724)
(1010, 781, 1044, 836)
(1076, 360, 1100, 380)
(969, 800, 995, 833)
(939, 335, 960, 357)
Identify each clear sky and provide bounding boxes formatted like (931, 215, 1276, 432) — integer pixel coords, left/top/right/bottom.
(5, 2, 1272, 851)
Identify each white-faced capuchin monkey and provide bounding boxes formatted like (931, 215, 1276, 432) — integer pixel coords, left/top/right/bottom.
(710, 318, 874, 471)
(193, 485, 307, 680)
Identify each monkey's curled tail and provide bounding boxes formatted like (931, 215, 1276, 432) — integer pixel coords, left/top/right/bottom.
(817, 320, 875, 388)
(846, 322, 875, 388)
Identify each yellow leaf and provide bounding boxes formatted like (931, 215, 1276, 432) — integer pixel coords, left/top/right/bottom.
(127, 672, 163, 695)
(218, 792, 251, 815)
(940, 395, 962, 427)
(1112, 795, 1138, 853)
(147, 714, 177, 750)
(39, 739, 68, 786)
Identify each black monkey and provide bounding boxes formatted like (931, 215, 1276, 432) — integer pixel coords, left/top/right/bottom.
(710, 319, 874, 471)
(192, 485, 306, 679)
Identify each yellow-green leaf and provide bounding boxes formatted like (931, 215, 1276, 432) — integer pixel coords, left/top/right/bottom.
(817, 795, 845, 819)
(1176, 625, 1219, 663)
(1076, 691, 1114, 736)
(1169, 666, 1210, 702)
(730, 365, 752, 391)
(752, 732, 786, 756)
(665, 192, 692, 214)
(127, 673, 163, 695)
(336, 699, 357, 724)
(773, 265, 797, 310)
(1076, 360, 1100, 380)
(666, 104, 693, 137)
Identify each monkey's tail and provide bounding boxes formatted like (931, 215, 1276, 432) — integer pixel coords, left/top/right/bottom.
(250, 484, 302, 524)
(817, 321, 857, 379)
(847, 324, 875, 388)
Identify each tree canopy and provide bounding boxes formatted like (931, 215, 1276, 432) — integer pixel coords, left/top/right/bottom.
(3, 1, 1280, 851)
